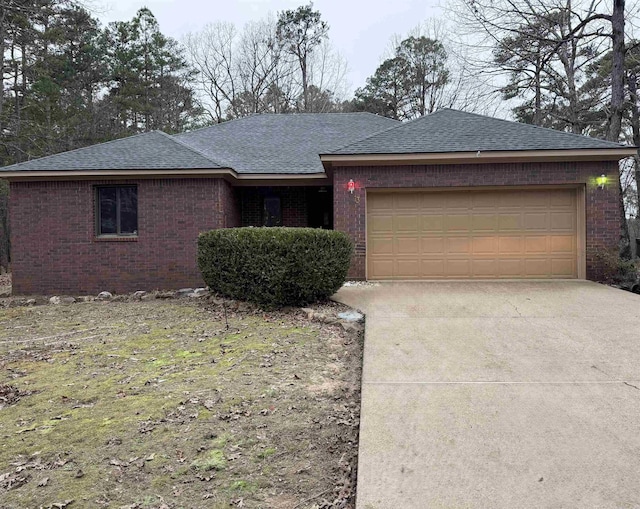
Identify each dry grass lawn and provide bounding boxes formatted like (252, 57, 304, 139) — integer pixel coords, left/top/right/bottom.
(0, 297, 362, 509)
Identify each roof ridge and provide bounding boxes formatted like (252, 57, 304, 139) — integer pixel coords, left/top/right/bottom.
(177, 112, 400, 138)
(1, 130, 161, 170)
(175, 115, 257, 137)
(327, 115, 408, 154)
(327, 110, 453, 154)
(159, 131, 228, 168)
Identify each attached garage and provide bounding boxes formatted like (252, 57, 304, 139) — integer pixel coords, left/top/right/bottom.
(366, 187, 583, 280)
(323, 109, 636, 282)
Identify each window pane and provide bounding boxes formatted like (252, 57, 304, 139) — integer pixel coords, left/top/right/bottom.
(99, 187, 117, 234)
(118, 187, 138, 234)
(264, 196, 281, 227)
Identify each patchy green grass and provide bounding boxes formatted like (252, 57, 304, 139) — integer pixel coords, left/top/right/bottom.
(0, 299, 362, 508)
(191, 450, 227, 472)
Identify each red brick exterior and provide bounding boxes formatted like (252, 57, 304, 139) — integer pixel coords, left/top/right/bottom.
(10, 178, 240, 295)
(239, 187, 309, 227)
(8, 160, 622, 294)
(332, 160, 621, 280)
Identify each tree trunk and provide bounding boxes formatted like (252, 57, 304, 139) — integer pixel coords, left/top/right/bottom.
(607, 0, 632, 259)
(608, 0, 625, 142)
(628, 71, 640, 224)
(0, 5, 6, 139)
(534, 51, 542, 125)
(301, 57, 308, 112)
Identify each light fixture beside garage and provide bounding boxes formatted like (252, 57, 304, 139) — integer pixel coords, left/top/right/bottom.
(347, 179, 356, 194)
(596, 174, 608, 189)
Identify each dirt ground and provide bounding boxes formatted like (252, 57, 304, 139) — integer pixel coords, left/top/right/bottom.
(0, 296, 363, 509)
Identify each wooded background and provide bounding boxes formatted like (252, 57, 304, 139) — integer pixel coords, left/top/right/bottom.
(1, 0, 639, 272)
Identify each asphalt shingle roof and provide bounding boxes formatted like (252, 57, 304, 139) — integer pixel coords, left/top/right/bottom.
(174, 113, 400, 174)
(0, 130, 223, 172)
(329, 109, 629, 155)
(1, 110, 630, 174)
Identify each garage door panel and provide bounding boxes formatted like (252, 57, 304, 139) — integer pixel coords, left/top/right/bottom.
(447, 237, 471, 254)
(421, 215, 444, 232)
(370, 237, 394, 255)
(499, 236, 523, 254)
(396, 259, 421, 278)
(550, 190, 575, 206)
(524, 213, 548, 230)
(395, 193, 420, 209)
(394, 215, 419, 232)
(552, 258, 575, 277)
(550, 212, 574, 230)
(525, 236, 548, 254)
(369, 193, 394, 210)
(520, 191, 550, 208)
(421, 193, 447, 209)
(473, 259, 498, 277)
(445, 215, 471, 231)
(395, 237, 419, 254)
(472, 192, 500, 209)
(473, 236, 497, 254)
(551, 235, 575, 254)
(368, 215, 393, 234)
(446, 193, 473, 209)
(420, 259, 445, 278)
(498, 214, 521, 230)
(498, 259, 524, 277)
(525, 258, 551, 276)
(472, 214, 498, 231)
(370, 259, 394, 279)
(499, 193, 524, 208)
(367, 189, 578, 279)
(446, 259, 472, 277)
(422, 237, 445, 254)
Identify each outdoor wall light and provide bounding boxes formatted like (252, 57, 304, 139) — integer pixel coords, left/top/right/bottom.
(347, 179, 355, 194)
(596, 174, 608, 189)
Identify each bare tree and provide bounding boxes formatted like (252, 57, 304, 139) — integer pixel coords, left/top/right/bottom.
(183, 10, 349, 119)
(234, 19, 285, 116)
(184, 22, 239, 123)
(452, 0, 608, 131)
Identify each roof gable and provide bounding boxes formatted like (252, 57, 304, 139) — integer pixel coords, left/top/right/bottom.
(0, 131, 224, 172)
(329, 109, 629, 155)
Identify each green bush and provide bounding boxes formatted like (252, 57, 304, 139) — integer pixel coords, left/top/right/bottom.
(197, 227, 353, 307)
(592, 247, 639, 284)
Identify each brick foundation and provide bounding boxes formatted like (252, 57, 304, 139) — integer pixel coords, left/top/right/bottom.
(332, 161, 621, 280)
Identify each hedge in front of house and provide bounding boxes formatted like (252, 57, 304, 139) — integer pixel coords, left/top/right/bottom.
(197, 227, 354, 307)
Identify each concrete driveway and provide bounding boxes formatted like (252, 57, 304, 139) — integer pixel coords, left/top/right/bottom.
(334, 281, 640, 509)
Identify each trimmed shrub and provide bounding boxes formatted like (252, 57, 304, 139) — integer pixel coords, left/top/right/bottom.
(197, 227, 353, 307)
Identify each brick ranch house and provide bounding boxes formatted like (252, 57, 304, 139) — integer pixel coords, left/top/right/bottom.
(1, 109, 635, 295)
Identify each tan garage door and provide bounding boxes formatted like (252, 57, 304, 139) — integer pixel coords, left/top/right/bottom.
(367, 188, 579, 279)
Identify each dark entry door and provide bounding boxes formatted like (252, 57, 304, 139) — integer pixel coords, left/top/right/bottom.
(307, 187, 333, 229)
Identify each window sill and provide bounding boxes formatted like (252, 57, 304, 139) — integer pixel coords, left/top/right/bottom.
(94, 235, 139, 242)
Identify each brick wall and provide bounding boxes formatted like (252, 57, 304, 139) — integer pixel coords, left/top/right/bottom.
(10, 178, 240, 295)
(240, 187, 308, 227)
(333, 160, 621, 280)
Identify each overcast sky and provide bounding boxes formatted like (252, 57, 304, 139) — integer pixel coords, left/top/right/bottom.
(95, 0, 444, 94)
